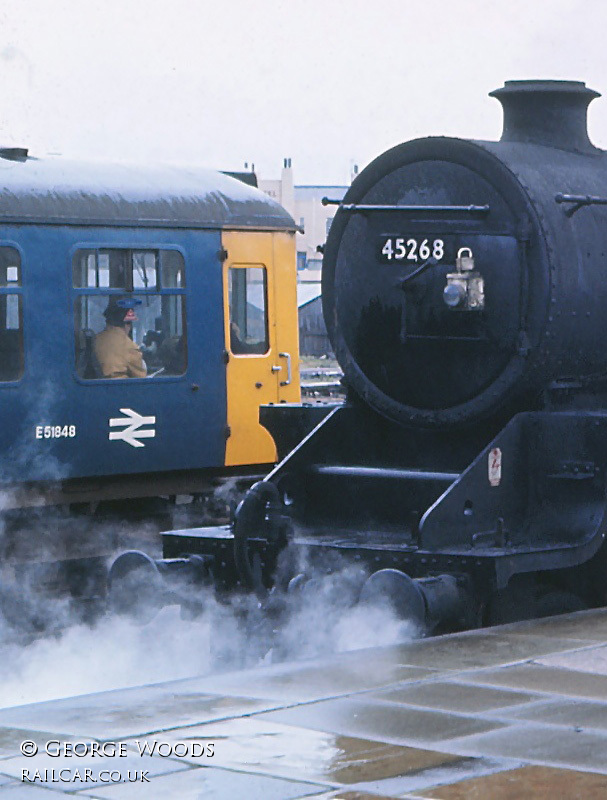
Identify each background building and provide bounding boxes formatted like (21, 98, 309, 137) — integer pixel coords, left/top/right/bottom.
(258, 160, 352, 355)
(259, 159, 352, 280)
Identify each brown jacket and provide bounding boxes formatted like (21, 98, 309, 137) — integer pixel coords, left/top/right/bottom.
(94, 325, 147, 379)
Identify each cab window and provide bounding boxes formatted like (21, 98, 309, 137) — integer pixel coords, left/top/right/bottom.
(228, 266, 269, 355)
(73, 248, 186, 379)
(0, 247, 23, 382)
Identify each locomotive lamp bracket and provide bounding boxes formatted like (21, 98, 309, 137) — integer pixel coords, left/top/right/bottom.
(396, 256, 439, 289)
(443, 248, 485, 311)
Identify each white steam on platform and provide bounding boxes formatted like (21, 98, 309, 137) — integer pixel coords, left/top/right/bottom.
(0, 563, 415, 708)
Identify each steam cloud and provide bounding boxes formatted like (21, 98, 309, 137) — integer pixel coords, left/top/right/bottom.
(0, 453, 415, 708)
(0, 556, 415, 708)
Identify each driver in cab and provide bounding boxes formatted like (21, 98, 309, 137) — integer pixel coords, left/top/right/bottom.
(94, 297, 147, 379)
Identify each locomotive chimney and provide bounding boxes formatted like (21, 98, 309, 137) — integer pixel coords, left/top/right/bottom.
(489, 80, 600, 153)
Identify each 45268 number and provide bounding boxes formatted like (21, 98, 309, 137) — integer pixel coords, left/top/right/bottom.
(380, 237, 445, 262)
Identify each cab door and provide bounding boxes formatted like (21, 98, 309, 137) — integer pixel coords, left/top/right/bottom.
(222, 230, 298, 466)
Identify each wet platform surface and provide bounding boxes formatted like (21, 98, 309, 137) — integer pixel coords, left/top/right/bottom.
(4, 609, 607, 797)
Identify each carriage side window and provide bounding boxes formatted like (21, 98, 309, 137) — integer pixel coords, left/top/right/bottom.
(132, 252, 158, 290)
(73, 248, 187, 380)
(0, 247, 24, 382)
(161, 250, 185, 288)
(228, 266, 269, 355)
(73, 250, 129, 289)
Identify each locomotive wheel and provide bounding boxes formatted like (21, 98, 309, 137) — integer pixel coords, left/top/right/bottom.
(487, 585, 586, 625)
(534, 590, 587, 618)
(107, 550, 166, 623)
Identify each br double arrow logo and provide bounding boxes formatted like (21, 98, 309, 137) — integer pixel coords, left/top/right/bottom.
(109, 408, 156, 448)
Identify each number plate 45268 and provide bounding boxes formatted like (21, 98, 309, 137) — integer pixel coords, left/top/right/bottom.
(378, 236, 446, 263)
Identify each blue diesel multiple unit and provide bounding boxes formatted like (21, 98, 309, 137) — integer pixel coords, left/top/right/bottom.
(0, 150, 300, 569)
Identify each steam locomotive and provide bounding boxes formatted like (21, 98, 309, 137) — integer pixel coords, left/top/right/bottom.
(112, 80, 607, 634)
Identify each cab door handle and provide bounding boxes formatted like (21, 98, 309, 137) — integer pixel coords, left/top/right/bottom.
(278, 352, 292, 386)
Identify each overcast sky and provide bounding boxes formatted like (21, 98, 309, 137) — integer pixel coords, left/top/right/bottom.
(0, 0, 604, 185)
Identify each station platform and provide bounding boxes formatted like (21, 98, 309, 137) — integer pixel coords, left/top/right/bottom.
(2, 609, 607, 797)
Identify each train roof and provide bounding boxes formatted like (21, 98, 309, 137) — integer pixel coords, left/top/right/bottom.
(0, 152, 297, 231)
